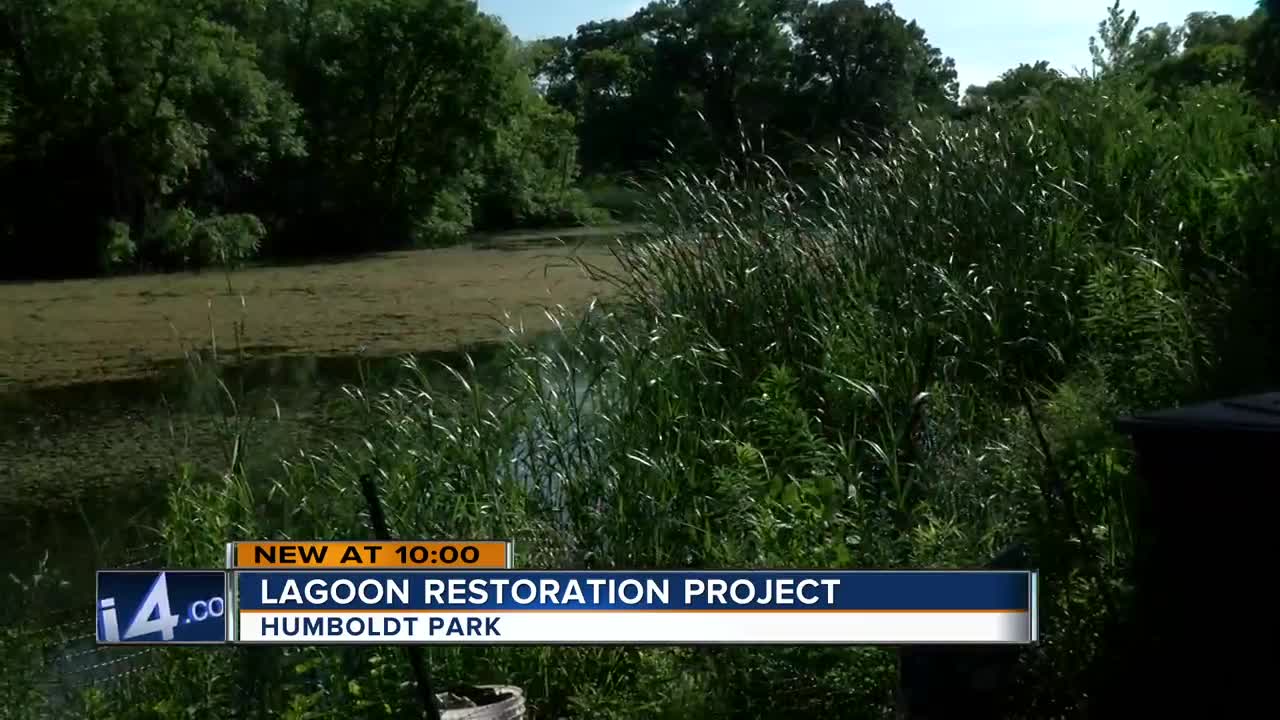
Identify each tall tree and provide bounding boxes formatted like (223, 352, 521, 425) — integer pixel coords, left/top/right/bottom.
(1146, 11, 1258, 94)
(1089, 1, 1142, 77)
(268, 0, 529, 252)
(963, 61, 1071, 110)
(0, 0, 302, 276)
(1245, 0, 1280, 105)
(789, 0, 956, 144)
(542, 0, 957, 175)
(1087, 1, 1273, 103)
(658, 0, 800, 159)
(540, 1, 800, 174)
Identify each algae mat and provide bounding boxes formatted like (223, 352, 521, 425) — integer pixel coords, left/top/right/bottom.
(0, 241, 619, 391)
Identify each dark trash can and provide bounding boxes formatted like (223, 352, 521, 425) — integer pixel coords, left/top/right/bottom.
(1112, 392, 1280, 716)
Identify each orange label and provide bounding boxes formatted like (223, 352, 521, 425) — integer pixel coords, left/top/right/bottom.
(230, 541, 511, 569)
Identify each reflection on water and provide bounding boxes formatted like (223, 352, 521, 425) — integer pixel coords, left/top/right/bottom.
(0, 227, 625, 700)
(509, 363, 599, 516)
(1, 326, 608, 703)
(0, 338, 538, 622)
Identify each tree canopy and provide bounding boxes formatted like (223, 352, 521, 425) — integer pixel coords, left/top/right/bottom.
(534, 0, 958, 175)
(0, 0, 1277, 279)
(0, 0, 595, 277)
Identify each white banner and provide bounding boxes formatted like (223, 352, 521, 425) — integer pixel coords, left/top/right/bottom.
(236, 610, 1031, 644)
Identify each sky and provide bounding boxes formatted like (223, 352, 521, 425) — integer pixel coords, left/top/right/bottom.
(476, 0, 1262, 92)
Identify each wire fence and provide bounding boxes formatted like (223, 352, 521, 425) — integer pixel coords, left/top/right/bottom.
(25, 542, 166, 701)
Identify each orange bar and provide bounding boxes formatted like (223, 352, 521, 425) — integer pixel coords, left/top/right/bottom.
(229, 541, 511, 569)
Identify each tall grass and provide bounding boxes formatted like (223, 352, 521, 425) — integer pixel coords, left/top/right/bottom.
(4, 77, 1278, 719)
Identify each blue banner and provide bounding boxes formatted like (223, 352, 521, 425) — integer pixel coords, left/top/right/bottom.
(236, 570, 1032, 612)
(97, 570, 227, 644)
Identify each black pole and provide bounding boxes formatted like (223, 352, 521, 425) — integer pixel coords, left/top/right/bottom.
(358, 473, 442, 720)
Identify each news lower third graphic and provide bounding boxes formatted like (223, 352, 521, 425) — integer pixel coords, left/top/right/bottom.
(227, 540, 513, 569)
(96, 570, 228, 644)
(232, 570, 1038, 645)
(94, 548, 1038, 646)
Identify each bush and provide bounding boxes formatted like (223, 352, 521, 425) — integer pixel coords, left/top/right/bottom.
(583, 178, 653, 222)
(416, 185, 477, 246)
(122, 208, 268, 272)
(98, 221, 136, 272)
(193, 214, 266, 270)
(142, 207, 199, 269)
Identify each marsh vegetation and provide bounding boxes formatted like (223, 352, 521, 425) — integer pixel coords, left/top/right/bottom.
(2, 0, 1279, 718)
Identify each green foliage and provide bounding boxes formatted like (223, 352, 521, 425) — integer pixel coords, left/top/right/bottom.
(473, 76, 608, 229)
(1246, 0, 1280, 104)
(791, 0, 959, 140)
(6, 0, 1273, 280)
(2, 1, 1280, 718)
(1142, 12, 1260, 98)
(132, 207, 265, 270)
(1082, 257, 1204, 411)
(98, 221, 137, 272)
(266, 0, 523, 251)
(0, 0, 601, 278)
(541, 0, 958, 175)
(417, 182, 477, 246)
(143, 208, 199, 269)
(963, 61, 1077, 112)
(1080, 1, 1275, 107)
(193, 213, 267, 270)
(0, 0, 303, 276)
(1089, 1, 1143, 76)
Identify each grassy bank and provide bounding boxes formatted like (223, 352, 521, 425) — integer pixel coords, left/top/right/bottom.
(3, 77, 1279, 719)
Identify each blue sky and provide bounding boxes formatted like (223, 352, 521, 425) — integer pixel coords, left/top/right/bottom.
(476, 0, 1261, 92)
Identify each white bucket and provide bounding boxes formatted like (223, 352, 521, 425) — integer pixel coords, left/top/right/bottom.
(439, 685, 525, 720)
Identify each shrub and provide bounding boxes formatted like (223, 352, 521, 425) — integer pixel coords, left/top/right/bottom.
(417, 185, 477, 246)
(98, 221, 136, 272)
(193, 214, 266, 271)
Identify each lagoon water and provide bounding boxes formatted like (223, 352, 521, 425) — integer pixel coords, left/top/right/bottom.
(0, 228, 638, 702)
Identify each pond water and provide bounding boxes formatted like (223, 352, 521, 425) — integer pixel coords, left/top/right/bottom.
(1, 224, 646, 616)
(0, 339, 540, 603)
(0, 227, 636, 701)
(3, 333, 600, 701)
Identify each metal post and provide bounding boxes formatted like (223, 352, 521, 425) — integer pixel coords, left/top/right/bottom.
(357, 473, 442, 720)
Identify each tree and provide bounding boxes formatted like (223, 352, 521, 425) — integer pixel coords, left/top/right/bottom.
(1081, 2, 1280, 109)
(1128, 22, 1185, 78)
(1089, 1, 1143, 77)
(788, 0, 956, 145)
(0, 0, 602, 277)
(1245, 0, 1280, 105)
(266, 0, 530, 252)
(0, 0, 302, 277)
(963, 61, 1067, 110)
(539, 1, 799, 174)
(1145, 12, 1258, 96)
(473, 79, 596, 230)
(540, 0, 958, 175)
(658, 0, 799, 158)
